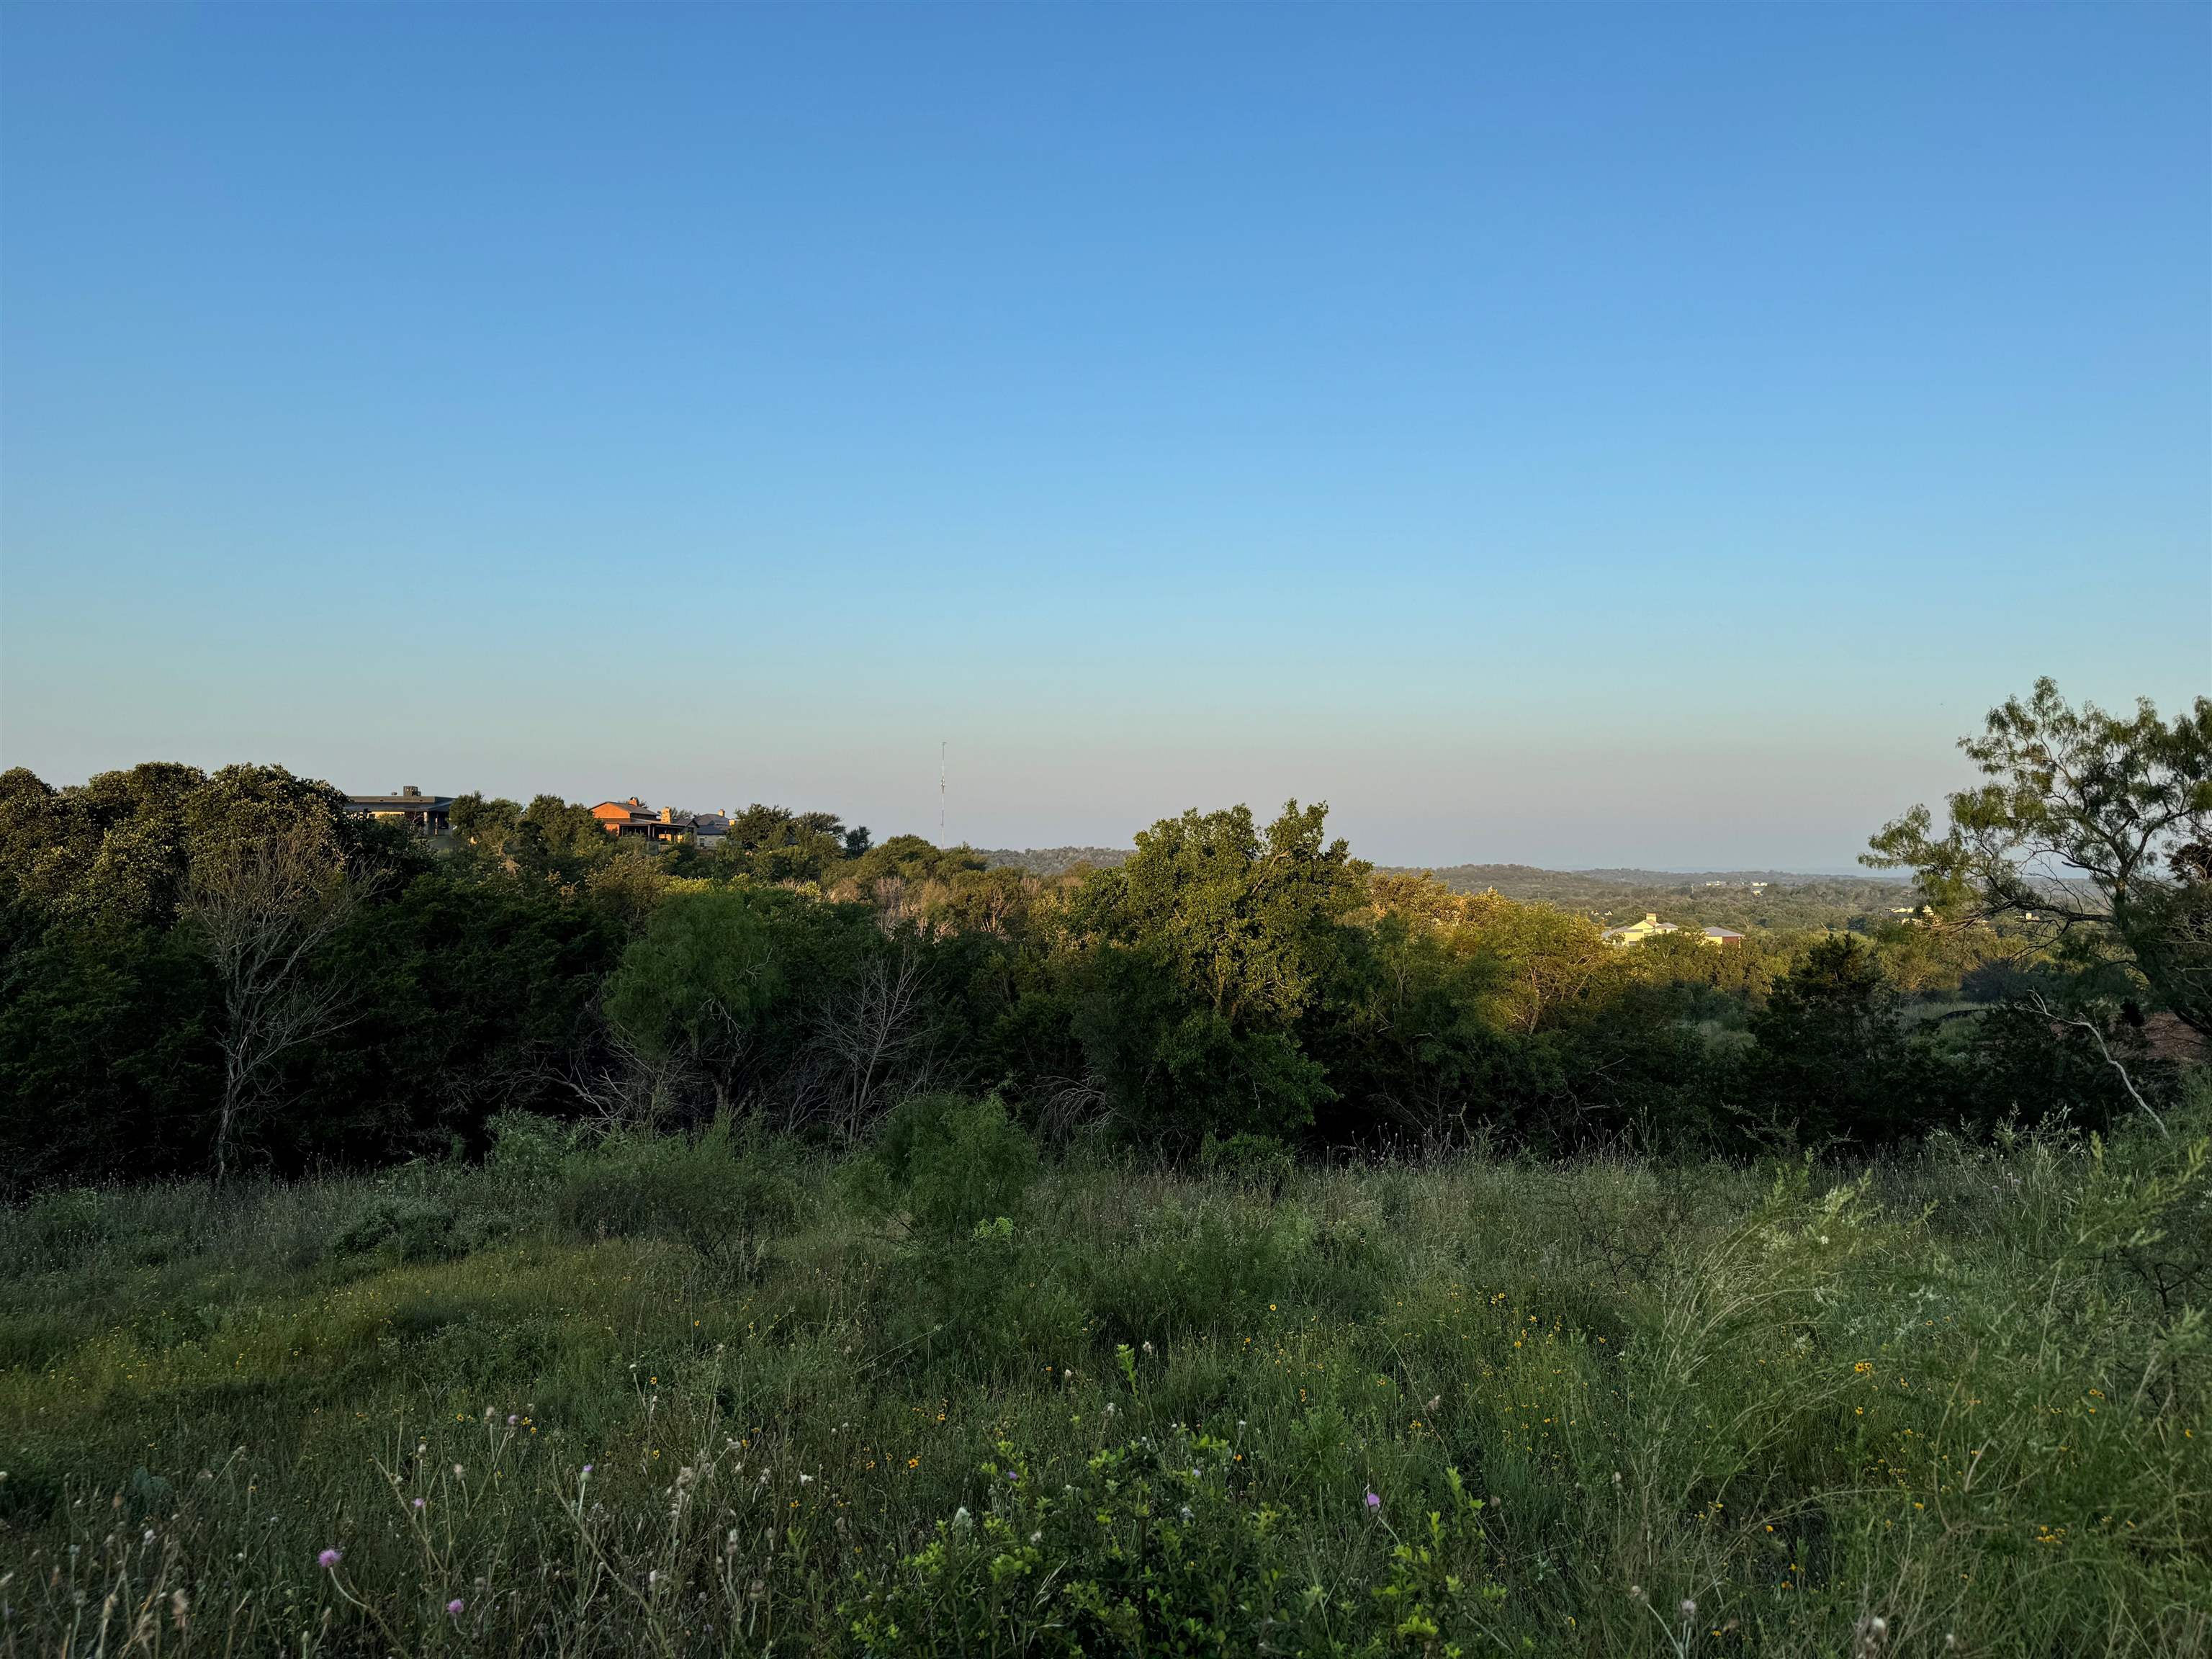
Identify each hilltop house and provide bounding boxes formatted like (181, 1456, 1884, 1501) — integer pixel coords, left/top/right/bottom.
(344, 786, 452, 835)
(589, 798, 732, 848)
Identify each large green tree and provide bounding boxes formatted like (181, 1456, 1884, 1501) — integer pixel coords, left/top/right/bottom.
(1069, 802, 1368, 1143)
(1866, 679, 2212, 1036)
(1742, 934, 1934, 1146)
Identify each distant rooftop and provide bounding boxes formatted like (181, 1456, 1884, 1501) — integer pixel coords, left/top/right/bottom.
(346, 786, 453, 809)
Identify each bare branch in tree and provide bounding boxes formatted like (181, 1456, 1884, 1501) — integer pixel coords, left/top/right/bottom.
(2022, 990, 2168, 1140)
(184, 826, 372, 1182)
(809, 938, 931, 1139)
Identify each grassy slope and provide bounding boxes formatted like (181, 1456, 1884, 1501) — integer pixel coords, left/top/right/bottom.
(1, 1129, 2206, 1657)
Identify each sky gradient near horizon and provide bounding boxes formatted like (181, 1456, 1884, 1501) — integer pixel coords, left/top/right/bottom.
(3, 5, 2206, 870)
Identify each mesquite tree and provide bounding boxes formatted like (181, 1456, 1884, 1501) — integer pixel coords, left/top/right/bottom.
(1866, 678, 2212, 1037)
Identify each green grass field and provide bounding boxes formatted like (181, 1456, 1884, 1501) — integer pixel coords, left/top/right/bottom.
(3, 1112, 2207, 1657)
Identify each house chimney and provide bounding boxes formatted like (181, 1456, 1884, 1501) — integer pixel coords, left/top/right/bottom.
(402, 785, 421, 797)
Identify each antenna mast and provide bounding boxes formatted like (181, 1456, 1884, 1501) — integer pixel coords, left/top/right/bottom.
(938, 741, 946, 845)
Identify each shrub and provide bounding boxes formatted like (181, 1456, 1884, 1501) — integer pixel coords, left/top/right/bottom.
(555, 1113, 806, 1270)
(329, 1195, 472, 1263)
(18, 1194, 107, 1274)
(22, 1187, 106, 1267)
(1197, 1130, 1294, 1195)
(846, 1428, 1505, 1655)
(483, 1109, 573, 1192)
(876, 1092, 1035, 1237)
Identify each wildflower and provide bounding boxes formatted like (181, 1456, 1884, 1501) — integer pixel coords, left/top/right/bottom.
(1681, 1599, 1697, 1621)
(1141, 1341, 1154, 1357)
(169, 1589, 189, 1629)
(951, 1507, 972, 1529)
(142, 1529, 154, 1545)
(446, 1599, 464, 1617)
(507, 1414, 518, 1426)
(1030, 1531, 1043, 1545)
(1629, 1585, 1645, 1601)
(582, 1465, 594, 1476)
(453, 1464, 464, 1478)
(799, 1473, 814, 1485)
(1179, 1505, 1193, 1524)
(317, 1549, 342, 1569)
(413, 1498, 425, 1510)
(1364, 1491, 1381, 1511)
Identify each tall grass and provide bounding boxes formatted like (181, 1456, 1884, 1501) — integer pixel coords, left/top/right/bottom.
(1, 1107, 2206, 1655)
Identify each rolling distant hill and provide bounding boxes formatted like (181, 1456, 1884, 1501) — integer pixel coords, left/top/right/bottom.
(1403, 864, 1912, 930)
(976, 848, 1913, 932)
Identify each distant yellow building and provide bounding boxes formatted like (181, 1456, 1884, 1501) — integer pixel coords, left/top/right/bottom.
(1601, 914, 1745, 948)
(1601, 912, 1678, 945)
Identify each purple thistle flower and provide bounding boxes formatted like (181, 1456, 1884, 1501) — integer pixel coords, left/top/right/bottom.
(317, 1548, 342, 1569)
(507, 1414, 518, 1426)
(1364, 1491, 1381, 1511)
(582, 1464, 594, 1476)
(447, 1598, 464, 1616)
(413, 1498, 425, 1510)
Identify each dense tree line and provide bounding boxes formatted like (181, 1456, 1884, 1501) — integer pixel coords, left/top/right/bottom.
(1, 683, 2201, 1193)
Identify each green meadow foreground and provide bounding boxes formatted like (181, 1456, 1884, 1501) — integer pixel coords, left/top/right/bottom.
(3, 1107, 2208, 1657)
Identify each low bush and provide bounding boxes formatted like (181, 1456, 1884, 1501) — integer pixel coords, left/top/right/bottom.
(328, 1195, 475, 1263)
(554, 1113, 807, 1271)
(22, 1187, 105, 1267)
(1197, 1130, 1295, 1195)
(876, 1091, 1036, 1237)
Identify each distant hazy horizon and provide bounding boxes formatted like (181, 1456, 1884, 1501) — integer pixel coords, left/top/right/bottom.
(0, 747, 1984, 879)
(4, 6, 2206, 870)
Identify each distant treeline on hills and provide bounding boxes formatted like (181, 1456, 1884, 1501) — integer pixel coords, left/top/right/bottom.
(976, 849, 1910, 930)
(1400, 864, 1915, 932)
(1569, 867, 1907, 889)
(976, 846, 1133, 877)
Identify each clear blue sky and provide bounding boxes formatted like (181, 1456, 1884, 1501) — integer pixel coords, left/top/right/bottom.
(3, 5, 2206, 869)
